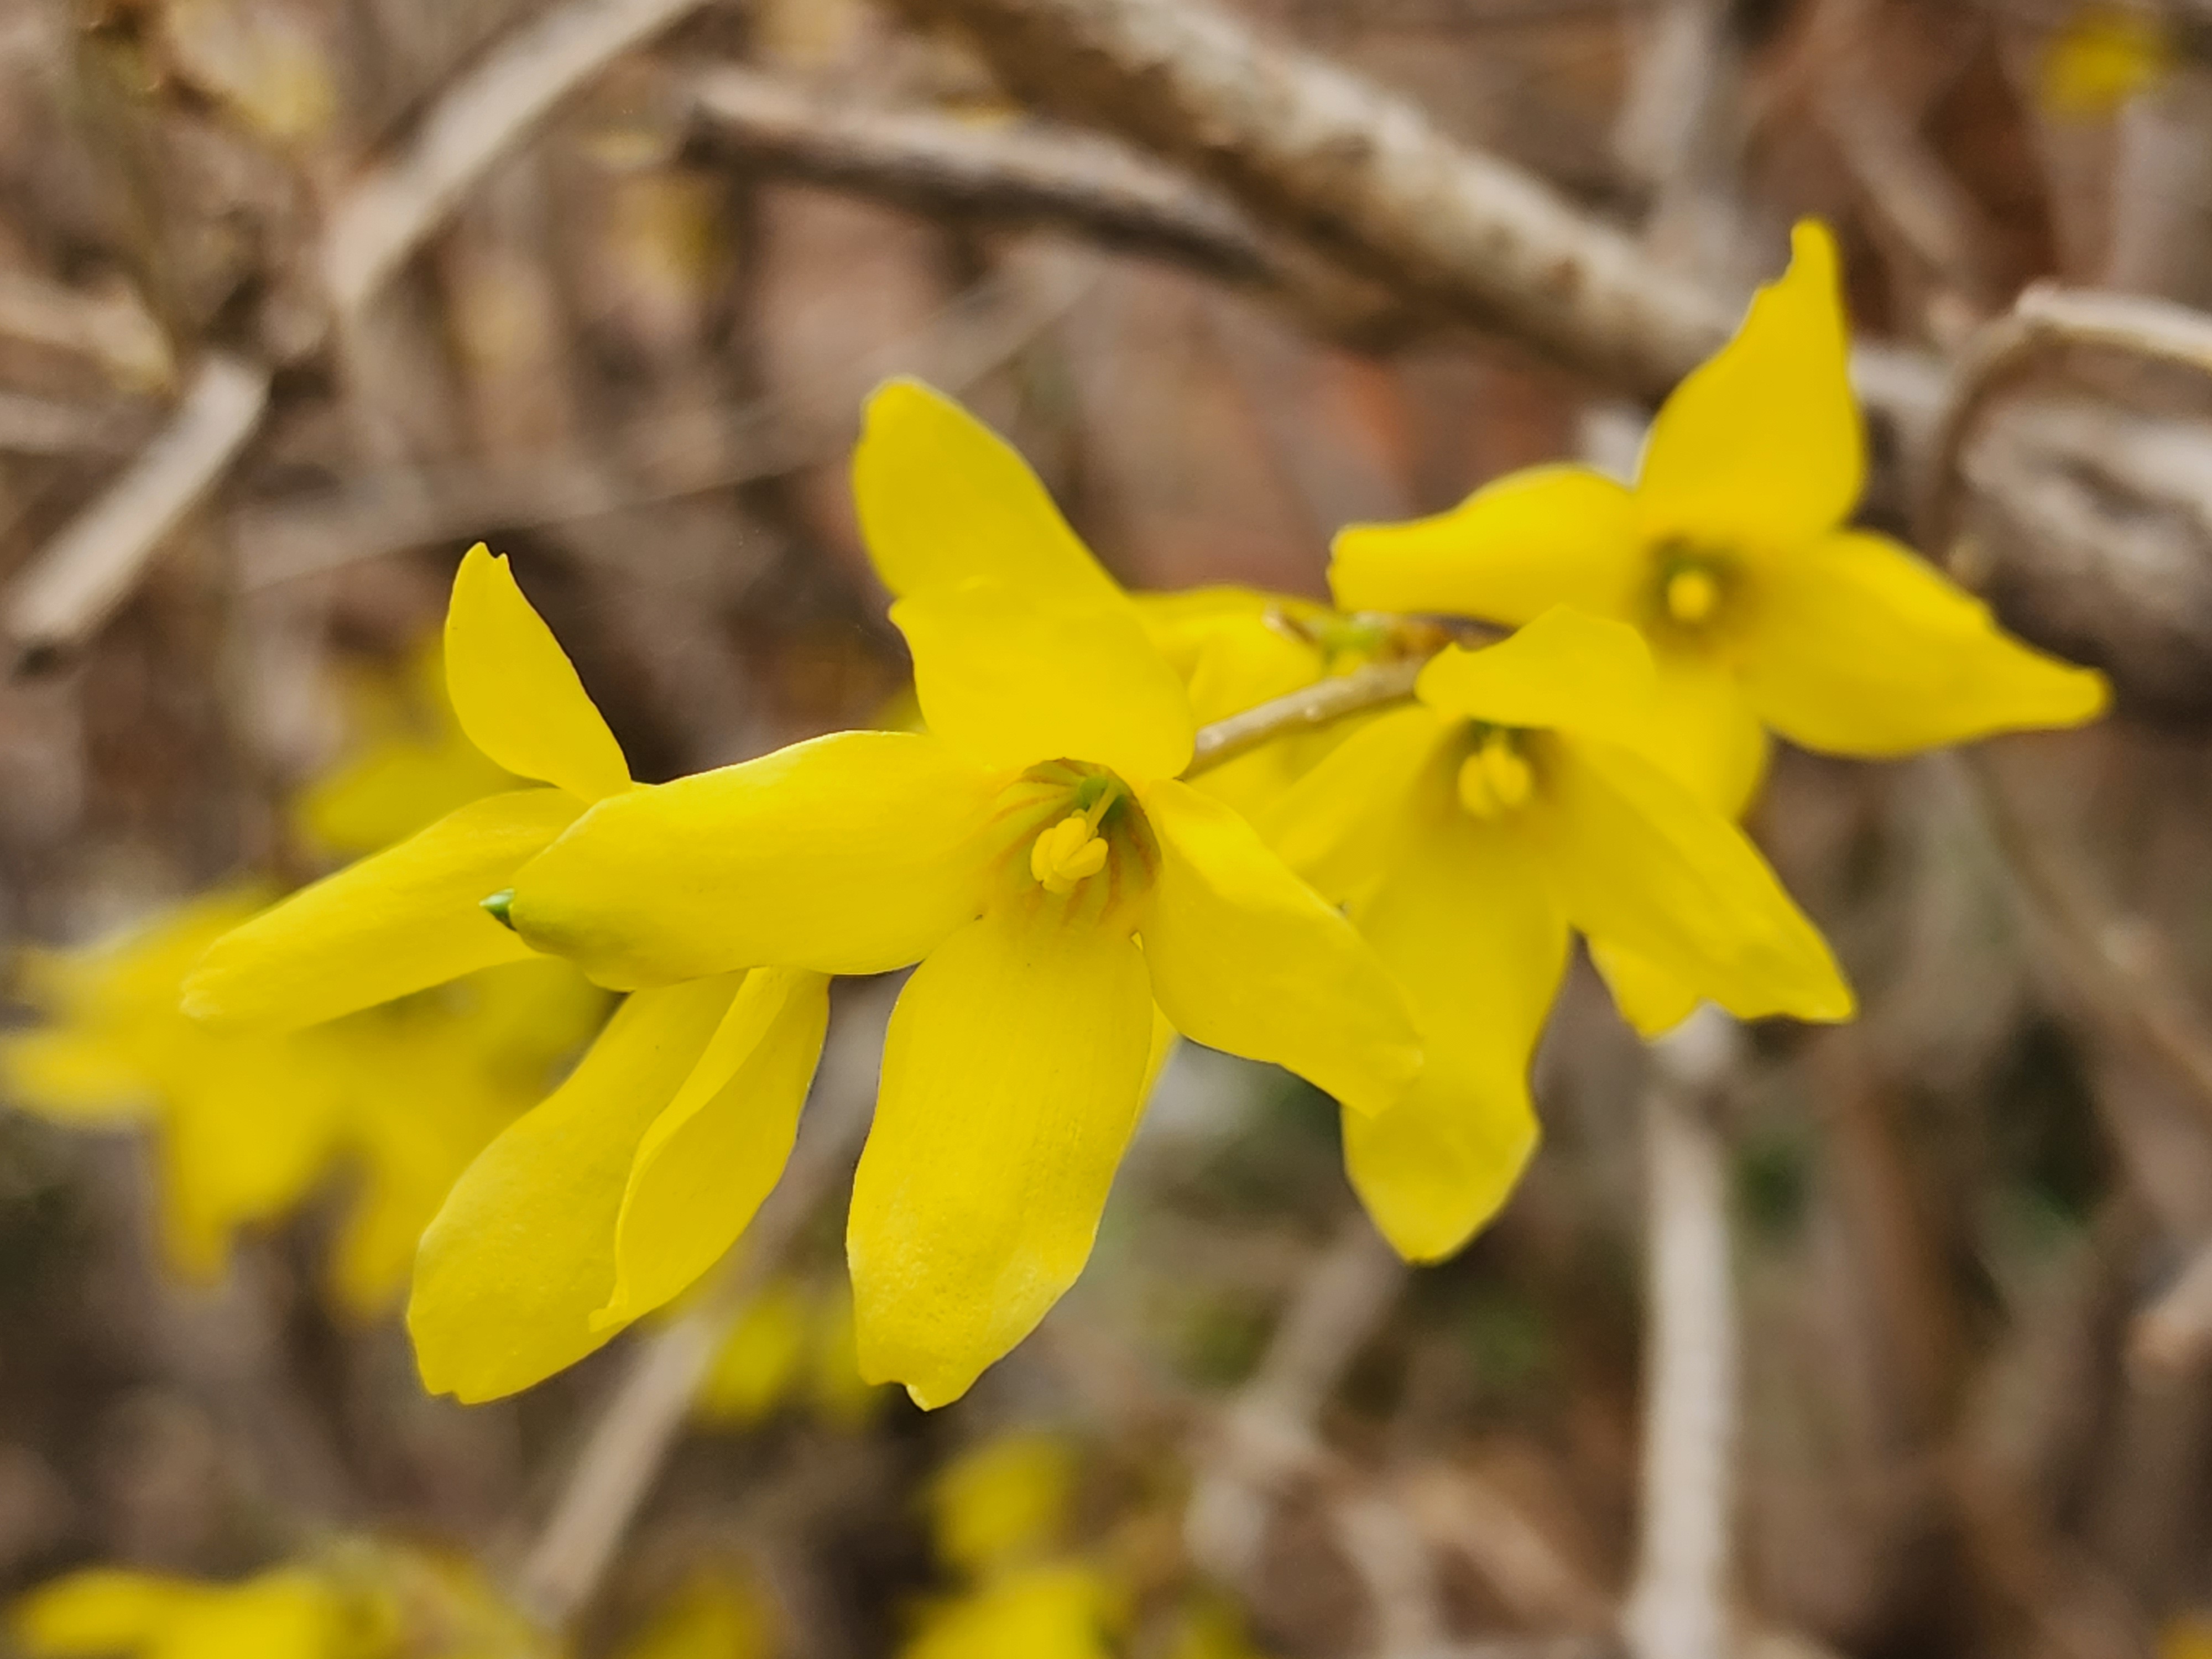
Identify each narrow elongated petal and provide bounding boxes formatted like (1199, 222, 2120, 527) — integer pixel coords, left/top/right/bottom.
(1528, 738, 1854, 1023)
(410, 977, 741, 1402)
(1343, 810, 1566, 1261)
(509, 732, 999, 984)
(1643, 646, 1770, 816)
(597, 967, 831, 1326)
(1415, 605, 1656, 745)
(1331, 465, 1644, 624)
(445, 544, 630, 802)
(159, 1042, 348, 1277)
(1590, 942, 1704, 1039)
(893, 585, 1194, 781)
(1738, 529, 2110, 755)
(1635, 221, 1861, 552)
(1260, 702, 1446, 902)
(157, 1574, 342, 1659)
(182, 790, 577, 1030)
(849, 906, 1153, 1408)
(854, 379, 1126, 609)
(1140, 778, 1420, 1117)
(12, 1571, 203, 1652)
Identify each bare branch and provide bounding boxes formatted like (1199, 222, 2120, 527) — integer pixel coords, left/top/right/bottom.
(2, 353, 269, 675)
(1185, 657, 1428, 778)
(0, 269, 175, 392)
(1622, 1009, 1742, 1659)
(685, 65, 1420, 347)
(881, 0, 1737, 397)
(322, 0, 711, 316)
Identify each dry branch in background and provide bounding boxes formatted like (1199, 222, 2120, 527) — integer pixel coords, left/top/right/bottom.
(883, 0, 1738, 397)
(1, 353, 269, 673)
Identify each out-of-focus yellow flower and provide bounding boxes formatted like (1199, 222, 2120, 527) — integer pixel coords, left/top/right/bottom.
(2042, 4, 2172, 117)
(295, 643, 521, 860)
(496, 380, 1420, 1408)
(613, 1569, 775, 1659)
(1331, 219, 2106, 1034)
(3, 889, 606, 1308)
(186, 544, 634, 1032)
(1267, 606, 1850, 1259)
(1166, 1597, 1276, 1659)
(900, 1564, 1119, 1659)
(13, 1566, 350, 1659)
(928, 1433, 1078, 1574)
(695, 1276, 886, 1430)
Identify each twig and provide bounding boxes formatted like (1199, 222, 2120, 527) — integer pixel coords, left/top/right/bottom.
(322, 0, 710, 316)
(1917, 283, 2212, 564)
(1948, 748, 2212, 1135)
(881, 0, 1737, 398)
(1185, 1212, 1409, 1585)
(1621, 1008, 1743, 1659)
(0, 269, 174, 392)
(2, 353, 270, 675)
(2130, 1237, 2212, 1375)
(511, 987, 890, 1626)
(1185, 657, 1428, 778)
(685, 65, 1418, 348)
(0, 391, 139, 456)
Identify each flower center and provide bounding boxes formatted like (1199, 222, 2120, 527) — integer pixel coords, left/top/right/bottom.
(1663, 564, 1720, 625)
(1030, 812, 1110, 894)
(1457, 730, 1534, 819)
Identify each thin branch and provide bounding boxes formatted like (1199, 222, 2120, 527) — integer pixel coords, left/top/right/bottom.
(685, 65, 1420, 348)
(2, 353, 270, 674)
(1185, 656, 1428, 778)
(1917, 283, 2212, 564)
(881, 0, 1738, 398)
(322, 0, 710, 316)
(0, 269, 174, 392)
(2130, 1235, 2212, 1375)
(1622, 1008, 1743, 1659)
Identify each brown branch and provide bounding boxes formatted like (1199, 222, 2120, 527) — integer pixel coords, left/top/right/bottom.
(685, 65, 1421, 349)
(880, 0, 1738, 398)
(2, 353, 270, 675)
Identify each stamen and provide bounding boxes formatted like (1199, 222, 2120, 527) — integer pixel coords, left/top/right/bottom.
(1663, 565, 1720, 625)
(1031, 813, 1110, 894)
(1458, 732, 1533, 819)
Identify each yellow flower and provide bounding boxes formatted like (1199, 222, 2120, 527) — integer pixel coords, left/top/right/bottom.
(4, 890, 606, 1308)
(497, 380, 1421, 1407)
(294, 641, 521, 859)
(695, 1275, 886, 1429)
(1331, 219, 2106, 815)
(900, 1564, 1119, 1659)
(185, 542, 634, 1032)
(2042, 4, 2171, 117)
(613, 1570, 775, 1659)
(13, 1567, 351, 1659)
(1331, 219, 2105, 1035)
(1266, 606, 1850, 1260)
(928, 1433, 1078, 1574)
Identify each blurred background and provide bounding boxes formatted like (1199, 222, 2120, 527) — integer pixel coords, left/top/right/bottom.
(1, 0, 2210, 1655)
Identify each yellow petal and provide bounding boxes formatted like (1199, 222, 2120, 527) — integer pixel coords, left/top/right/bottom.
(1415, 605, 1656, 744)
(445, 544, 630, 802)
(1331, 465, 1642, 624)
(1738, 529, 2110, 755)
(1589, 942, 1705, 1039)
(1635, 221, 1861, 553)
(853, 379, 1125, 608)
(598, 968, 830, 1326)
(1341, 802, 1564, 1261)
(900, 1564, 1119, 1659)
(182, 790, 577, 1030)
(849, 905, 1153, 1408)
(159, 1573, 343, 1659)
(1527, 737, 1854, 1024)
(1133, 586, 1328, 723)
(928, 1432, 1077, 1571)
(1642, 646, 1771, 816)
(1260, 702, 1447, 903)
(13, 1570, 204, 1653)
(2042, 6, 2172, 118)
(696, 1282, 813, 1426)
(510, 732, 998, 985)
(410, 976, 742, 1401)
(1140, 778, 1420, 1117)
(892, 585, 1194, 781)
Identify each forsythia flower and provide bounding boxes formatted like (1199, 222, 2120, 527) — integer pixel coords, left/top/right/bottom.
(694, 1275, 884, 1429)
(185, 543, 637, 1031)
(496, 381, 1422, 1407)
(2041, 3, 2171, 116)
(614, 1571, 776, 1659)
(1330, 218, 2106, 1030)
(2, 889, 602, 1307)
(1267, 606, 1850, 1259)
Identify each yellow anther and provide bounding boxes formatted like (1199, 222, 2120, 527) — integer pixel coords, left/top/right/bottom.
(1458, 733, 1533, 820)
(1663, 565, 1721, 625)
(1030, 814, 1110, 895)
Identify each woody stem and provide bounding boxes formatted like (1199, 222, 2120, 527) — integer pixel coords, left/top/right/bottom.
(1182, 655, 1431, 779)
